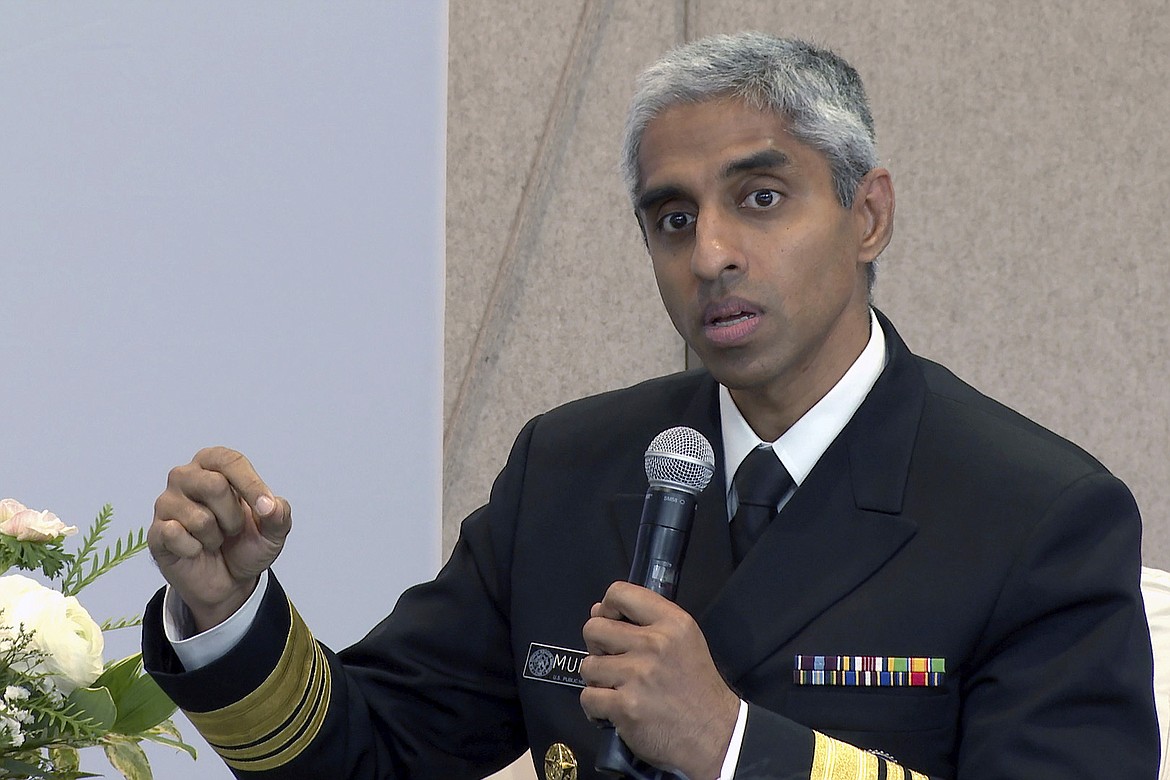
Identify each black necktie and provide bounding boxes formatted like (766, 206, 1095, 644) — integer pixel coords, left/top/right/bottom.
(730, 446, 793, 564)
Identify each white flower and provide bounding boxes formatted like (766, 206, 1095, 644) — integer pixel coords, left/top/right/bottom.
(0, 575, 104, 693)
(3, 686, 28, 702)
(0, 713, 25, 747)
(0, 499, 78, 542)
(0, 499, 26, 523)
(2, 729, 23, 748)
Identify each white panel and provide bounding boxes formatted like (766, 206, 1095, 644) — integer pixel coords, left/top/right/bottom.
(0, 3, 447, 777)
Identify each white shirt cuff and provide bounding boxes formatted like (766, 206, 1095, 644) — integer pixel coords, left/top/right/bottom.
(717, 699, 749, 779)
(162, 570, 270, 671)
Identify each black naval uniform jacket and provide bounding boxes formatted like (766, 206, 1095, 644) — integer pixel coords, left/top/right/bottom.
(143, 312, 1158, 779)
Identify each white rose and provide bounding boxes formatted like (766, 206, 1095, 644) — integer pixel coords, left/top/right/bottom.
(0, 501, 78, 542)
(0, 575, 104, 693)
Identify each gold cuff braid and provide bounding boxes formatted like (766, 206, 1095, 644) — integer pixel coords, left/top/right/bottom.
(810, 731, 929, 780)
(184, 599, 332, 772)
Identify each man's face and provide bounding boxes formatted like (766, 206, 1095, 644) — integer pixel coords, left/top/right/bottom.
(635, 97, 891, 433)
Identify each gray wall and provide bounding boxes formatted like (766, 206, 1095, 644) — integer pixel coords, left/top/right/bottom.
(1, 4, 446, 778)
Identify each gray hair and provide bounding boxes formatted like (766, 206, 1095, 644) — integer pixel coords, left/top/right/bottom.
(621, 32, 879, 210)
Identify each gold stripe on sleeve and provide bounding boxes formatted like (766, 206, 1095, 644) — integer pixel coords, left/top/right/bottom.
(810, 731, 930, 780)
(183, 599, 332, 771)
(810, 731, 880, 780)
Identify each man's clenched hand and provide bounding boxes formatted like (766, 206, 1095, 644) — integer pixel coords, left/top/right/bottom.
(148, 446, 291, 633)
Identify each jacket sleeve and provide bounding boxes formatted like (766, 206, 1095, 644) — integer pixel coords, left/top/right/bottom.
(732, 472, 1158, 780)
(142, 418, 543, 780)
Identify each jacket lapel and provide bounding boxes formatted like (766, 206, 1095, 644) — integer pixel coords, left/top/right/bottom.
(698, 446, 917, 685)
(700, 311, 927, 685)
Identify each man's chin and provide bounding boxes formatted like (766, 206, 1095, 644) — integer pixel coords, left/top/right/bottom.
(696, 357, 762, 391)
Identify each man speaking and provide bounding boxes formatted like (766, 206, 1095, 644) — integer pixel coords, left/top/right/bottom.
(143, 32, 1158, 779)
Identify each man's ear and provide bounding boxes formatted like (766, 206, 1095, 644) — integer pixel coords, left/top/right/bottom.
(854, 168, 895, 262)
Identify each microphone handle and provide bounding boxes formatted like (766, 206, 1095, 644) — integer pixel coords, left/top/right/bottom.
(596, 487, 697, 779)
(630, 490, 694, 596)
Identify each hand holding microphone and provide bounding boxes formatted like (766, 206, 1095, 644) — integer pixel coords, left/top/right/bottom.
(581, 428, 740, 780)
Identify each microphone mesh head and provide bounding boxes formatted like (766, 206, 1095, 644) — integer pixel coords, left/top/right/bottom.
(644, 426, 715, 494)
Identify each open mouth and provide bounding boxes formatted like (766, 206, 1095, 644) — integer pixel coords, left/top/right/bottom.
(702, 301, 762, 345)
(710, 311, 756, 328)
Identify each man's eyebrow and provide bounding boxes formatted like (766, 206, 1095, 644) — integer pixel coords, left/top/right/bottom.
(635, 184, 688, 214)
(635, 150, 794, 211)
(723, 149, 792, 178)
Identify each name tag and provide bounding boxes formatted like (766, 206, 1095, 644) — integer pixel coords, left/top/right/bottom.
(523, 643, 588, 689)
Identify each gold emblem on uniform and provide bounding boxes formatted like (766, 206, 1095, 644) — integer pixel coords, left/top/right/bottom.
(544, 742, 577, 780)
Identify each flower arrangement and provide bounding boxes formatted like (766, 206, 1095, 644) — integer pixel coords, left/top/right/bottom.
(0, 499, 194, 779)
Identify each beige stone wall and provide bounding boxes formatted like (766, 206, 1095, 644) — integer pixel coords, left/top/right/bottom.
(447, 3, 1170, 778)
(444, 0, 687, 556)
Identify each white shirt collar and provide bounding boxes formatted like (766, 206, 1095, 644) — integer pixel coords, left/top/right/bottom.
(719, 309, 888, 498)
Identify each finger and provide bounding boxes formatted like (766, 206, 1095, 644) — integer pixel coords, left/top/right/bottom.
(579, 652, 633, 690)
(146, 519, 173, 562)
(192, 446, 278, 520)
(599, 580, 677, 626)
(252, 496, 293, 544)
(165, 462, 247, 537)
(579, 685, 623, 725)
(150, 518, 205, 560)
(154, 490, 226, 549)
(582, 614, 642, 656)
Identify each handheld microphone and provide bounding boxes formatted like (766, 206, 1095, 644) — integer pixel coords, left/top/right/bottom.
(596, 426, 715, 779)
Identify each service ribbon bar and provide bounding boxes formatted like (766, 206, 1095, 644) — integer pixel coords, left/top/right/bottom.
(794, 655, 945, 687)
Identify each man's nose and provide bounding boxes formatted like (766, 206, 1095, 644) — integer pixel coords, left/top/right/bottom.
(690, 209, 744, 281)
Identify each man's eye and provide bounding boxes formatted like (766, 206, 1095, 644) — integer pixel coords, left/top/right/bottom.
(658, 212, 696, 233)
(741, 189, 781, 210)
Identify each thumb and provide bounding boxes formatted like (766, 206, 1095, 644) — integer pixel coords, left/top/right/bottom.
(252, 494, 293, 543)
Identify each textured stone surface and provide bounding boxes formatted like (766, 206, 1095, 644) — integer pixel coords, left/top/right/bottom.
(696, 0, 1170, 564)
(450, 0, 1169, 566)
(445, 1, 687, 559)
